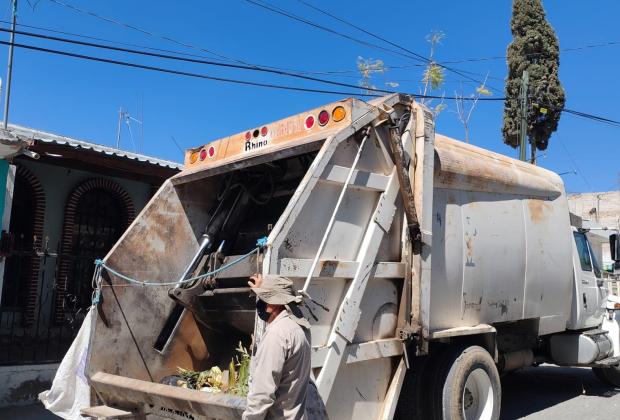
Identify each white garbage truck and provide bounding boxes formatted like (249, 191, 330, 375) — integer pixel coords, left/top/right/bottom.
(77, 94, 620, 420)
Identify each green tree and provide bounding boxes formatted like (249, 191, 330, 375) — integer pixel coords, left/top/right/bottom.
(357, 57, 387, 95)
(503, 0, 565, 163)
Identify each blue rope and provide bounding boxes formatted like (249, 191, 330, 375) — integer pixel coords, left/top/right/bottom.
(93, 236, 269, 288)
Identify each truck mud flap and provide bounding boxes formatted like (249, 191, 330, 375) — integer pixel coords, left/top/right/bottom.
(90, 371, 245, 420)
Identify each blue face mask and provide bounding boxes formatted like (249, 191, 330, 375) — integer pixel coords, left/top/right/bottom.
(256, 299, 270, 322)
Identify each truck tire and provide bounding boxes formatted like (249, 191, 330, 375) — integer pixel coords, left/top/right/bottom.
(592, 365, 620, 387)
(432, 345, 501, 420)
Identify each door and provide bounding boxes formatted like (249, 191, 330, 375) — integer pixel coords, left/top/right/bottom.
(572, 231, 606, 327)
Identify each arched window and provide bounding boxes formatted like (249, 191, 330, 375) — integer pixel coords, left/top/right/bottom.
(0, 165, 45, 325)
(55, 179, 134, 323)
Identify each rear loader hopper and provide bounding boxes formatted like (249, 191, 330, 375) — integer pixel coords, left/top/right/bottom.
(82, 94, 620, 420)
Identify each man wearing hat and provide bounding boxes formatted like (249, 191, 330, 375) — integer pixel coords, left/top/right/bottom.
(242, 273, 312, 420)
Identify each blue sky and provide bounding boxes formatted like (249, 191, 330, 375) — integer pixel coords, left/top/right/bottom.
(2, 0, 618, 193)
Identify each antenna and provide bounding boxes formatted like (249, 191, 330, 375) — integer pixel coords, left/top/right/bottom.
(116, 107, 142, 152)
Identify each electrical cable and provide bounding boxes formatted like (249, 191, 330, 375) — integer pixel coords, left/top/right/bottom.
(0, 26, 402, 96)
(0, 39, 383, 97)
(272, 0, 502, 93)
(243, 0, 426, 64)
(43, 0, 334, 76)
(0, 37, 507, 101)
(0, 19, 236, 63)
(45, 0, 239, 63)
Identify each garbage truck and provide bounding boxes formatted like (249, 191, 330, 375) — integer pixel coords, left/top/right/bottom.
(76, 94, 620, 420)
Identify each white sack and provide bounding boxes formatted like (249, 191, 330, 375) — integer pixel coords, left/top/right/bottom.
(39, 308, 95, 419)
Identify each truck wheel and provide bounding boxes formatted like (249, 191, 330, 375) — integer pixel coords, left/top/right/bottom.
(592, 365, 620, 387)
(432, 345, 501, 420)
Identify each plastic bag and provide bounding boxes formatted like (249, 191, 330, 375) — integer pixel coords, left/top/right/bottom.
(38, 308, 94, 419)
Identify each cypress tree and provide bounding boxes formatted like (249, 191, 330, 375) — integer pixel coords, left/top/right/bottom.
(503, 0, 565, 162)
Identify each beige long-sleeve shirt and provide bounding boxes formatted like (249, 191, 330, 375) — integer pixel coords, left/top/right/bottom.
(242, 310, 311, 420)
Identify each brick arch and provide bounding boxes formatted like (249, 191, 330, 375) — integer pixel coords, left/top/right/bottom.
(54, 178, 135, 323)
(13, 165, 46, 325)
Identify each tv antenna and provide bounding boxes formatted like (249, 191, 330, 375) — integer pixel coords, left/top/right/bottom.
(116, 107, 143, 152)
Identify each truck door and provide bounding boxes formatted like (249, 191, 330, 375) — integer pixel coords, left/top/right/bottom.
(573, 231, 606, 325)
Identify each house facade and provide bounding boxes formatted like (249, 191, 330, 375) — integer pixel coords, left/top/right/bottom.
(0, 125, 181, 406)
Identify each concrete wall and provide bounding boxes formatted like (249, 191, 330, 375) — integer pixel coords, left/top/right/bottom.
(568, 191, 620, 229)
(568, 191, 620, 270)
(0, 159, 153, 324)
(19, 159, 153, 255)
(0, 364, 58, 407)
(0, 159, 156, 407)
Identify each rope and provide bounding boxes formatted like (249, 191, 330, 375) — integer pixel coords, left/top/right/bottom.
(93, 245, 262, 288)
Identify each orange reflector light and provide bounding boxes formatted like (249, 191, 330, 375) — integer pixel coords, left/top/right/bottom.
(332, 106, 346, 122)
(614, 303, 620, 310)
(190, 151, 199, 164)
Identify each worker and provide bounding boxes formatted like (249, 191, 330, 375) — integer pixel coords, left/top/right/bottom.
(242, 273, 312, 420)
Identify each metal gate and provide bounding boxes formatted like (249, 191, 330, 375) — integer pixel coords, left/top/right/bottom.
(0, 240, 88, 365)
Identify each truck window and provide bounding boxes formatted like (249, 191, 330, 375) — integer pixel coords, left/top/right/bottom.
(573, 232, 592, 272)
(588, 238, 602, 278)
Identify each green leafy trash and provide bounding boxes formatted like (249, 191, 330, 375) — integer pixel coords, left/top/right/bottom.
(176, 342, 251, 396)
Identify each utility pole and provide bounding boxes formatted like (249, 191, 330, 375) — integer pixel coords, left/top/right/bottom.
(519, 70, 529, 162)
(3, 0, 17, 130)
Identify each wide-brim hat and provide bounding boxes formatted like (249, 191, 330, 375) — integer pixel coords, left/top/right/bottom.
(251, 274, 310, 329)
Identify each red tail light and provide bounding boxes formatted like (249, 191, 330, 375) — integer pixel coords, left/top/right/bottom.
(199, 149, 207, 161)
(318, 110, 329, 126)
(261, 126, 268, 136)
(245, 131, 251, 140)
(305, 115, 315, 129)
(208, 146, 216, 158)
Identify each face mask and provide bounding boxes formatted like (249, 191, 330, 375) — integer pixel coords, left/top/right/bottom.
(256, 299, 270, 322)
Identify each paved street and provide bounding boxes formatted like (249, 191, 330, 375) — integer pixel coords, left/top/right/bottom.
(502, 365, 620, 419)
(1, 365, 619, 419)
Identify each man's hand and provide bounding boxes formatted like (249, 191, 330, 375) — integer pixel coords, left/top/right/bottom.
(249, 273, 263, 288)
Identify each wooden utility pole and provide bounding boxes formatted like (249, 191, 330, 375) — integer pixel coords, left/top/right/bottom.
(3, 0, 17, 130)
(519, 70, 529, 162)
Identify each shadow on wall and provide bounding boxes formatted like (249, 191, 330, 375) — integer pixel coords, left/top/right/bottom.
(0, 364, 58, 407)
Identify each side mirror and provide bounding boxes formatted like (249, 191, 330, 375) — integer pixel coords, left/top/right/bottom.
(611, 234, 620, 262)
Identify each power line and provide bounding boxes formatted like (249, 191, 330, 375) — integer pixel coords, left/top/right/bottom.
(0, 26, 400, 95)
(2, 30, 616, 129)
(44, 0, 304, 74)
(0, 39, 510, 102)
(45, 0, 239, 62)
(242, 0, 424, 63)
(438, 41, 620, 64)
(0, 19, 235, 63)
(0, 39, 380, 97)
(42, 0, 505, 90)
(557, 136, 593, 190)
(0, 28, 508, 102)
(277, 0, 503, 93)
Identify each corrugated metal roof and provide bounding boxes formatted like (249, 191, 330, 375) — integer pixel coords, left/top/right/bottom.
(6, 124, 183, 170)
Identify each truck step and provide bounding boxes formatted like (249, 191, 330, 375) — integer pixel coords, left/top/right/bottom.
(80, 405, 136, 419)
(593, 356, 620, 367)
